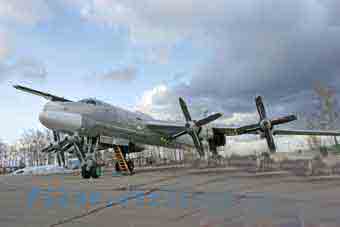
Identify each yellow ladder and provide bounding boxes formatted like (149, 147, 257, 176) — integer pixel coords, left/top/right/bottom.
(113, 146, 131, 175)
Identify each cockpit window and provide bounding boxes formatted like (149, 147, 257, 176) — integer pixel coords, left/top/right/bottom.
(86, 99, 97, 105)
(79, 98, 111, 107)
(79, 98, 97, 105)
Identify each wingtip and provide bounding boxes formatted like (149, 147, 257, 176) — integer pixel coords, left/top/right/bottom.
(214, 112, 223, 119)
(179, 97, 185, 103)
(179, 97, 188, 107)
(13, 84, 21, 89)
(288, 114, 298, 121)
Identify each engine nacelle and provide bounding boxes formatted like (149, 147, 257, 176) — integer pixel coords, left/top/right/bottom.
(211, 130, 226, 147)
(200, 127, 226, 147)
(259, 131, 266, 139)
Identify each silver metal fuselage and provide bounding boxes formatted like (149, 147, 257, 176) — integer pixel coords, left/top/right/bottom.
(39, 101, 195, 149)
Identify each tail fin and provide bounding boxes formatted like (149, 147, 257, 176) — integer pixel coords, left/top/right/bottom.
(13, 85, 72, 102)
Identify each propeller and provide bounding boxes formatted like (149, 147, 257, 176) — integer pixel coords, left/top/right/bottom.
(52, 131, 66, 167)
(238, 96, 297, 153)
(41, 133, 85, 167)
(171, 98, 223, 157)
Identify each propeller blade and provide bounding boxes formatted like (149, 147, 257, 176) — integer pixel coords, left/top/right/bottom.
(195, 113, 223, 127)
(271, 115, 297, 126)
(53, 131, 59, 142)
(179, 98, 192, 122)
(190, 131, 204, 157)
(41, 143, 54, 153)
(61, 142, 73, 152)
(60, 151, 66, 167)
(255, 96, 267, 120)
(59, 139, 73, 167)
(171, 130, 188, 140)
(264, 128, 276, 153)
(237, 123, 261, 134)
(52, 130, 64, 166)
(56, 153, 62, 166)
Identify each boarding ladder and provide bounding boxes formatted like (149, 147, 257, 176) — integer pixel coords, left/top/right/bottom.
(113, 146, 132, 175)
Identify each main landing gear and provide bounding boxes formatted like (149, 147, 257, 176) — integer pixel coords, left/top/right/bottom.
(81, 163, 100, 179)
(78, 137, 103, 179)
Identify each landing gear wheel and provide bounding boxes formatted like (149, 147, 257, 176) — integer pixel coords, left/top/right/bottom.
(81, 165, 91, 179)
(90, 165, 99, 179)
(127, 160, 134, 173)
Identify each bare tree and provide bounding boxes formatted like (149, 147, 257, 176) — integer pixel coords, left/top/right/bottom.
(0, 138, 8, 167)
(304, 82, 339, 150)
(0, 139, 7, 153)
(313, 82, 339, 145)
(19, 129, 53, 166)
(304, 116, 322, 150)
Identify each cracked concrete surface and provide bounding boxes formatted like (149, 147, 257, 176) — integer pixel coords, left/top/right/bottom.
(1, 169, 340, 227)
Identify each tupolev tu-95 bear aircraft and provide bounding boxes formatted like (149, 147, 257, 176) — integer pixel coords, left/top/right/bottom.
(14, 85, 340, 179)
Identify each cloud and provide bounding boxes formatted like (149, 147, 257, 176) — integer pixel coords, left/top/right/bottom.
(136, 84, 175, 119)
(0, 57, 47, 83)
(73, 0, 185, 44)
(99, 66, 137, 82)
(0, 30, 10, 60)
(11, 58, 48, 80)
(136, 84, 229, 122)
(319, 0, 340, 26)
(59, 0, 199, 64)
(0, 0, 51, 25)
(2, 1, 339, 127)
(0, 26, 46, 83)
(134, 0, 340, 131)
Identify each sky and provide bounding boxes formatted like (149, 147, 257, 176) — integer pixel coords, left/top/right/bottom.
(0, 0, 339, 153)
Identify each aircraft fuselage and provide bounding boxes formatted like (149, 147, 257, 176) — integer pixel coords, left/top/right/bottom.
(39, 100, 195, 150)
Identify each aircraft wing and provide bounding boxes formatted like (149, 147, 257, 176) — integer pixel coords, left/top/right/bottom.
(213, 127, 340, 136)
(273, 129, 340, 136)
(212, 127, 244, 136)
(13, 85, 72, 102)
(145, 121, 186, 135)
(213, 124, 261, 136)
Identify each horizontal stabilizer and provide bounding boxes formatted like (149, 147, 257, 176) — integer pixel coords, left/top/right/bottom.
(273, 129, 340, 136)
(13, 85, 72, 102)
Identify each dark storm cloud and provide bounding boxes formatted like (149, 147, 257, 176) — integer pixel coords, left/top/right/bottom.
(158, 0, 340, 122)
(319, 0, 340, 26)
